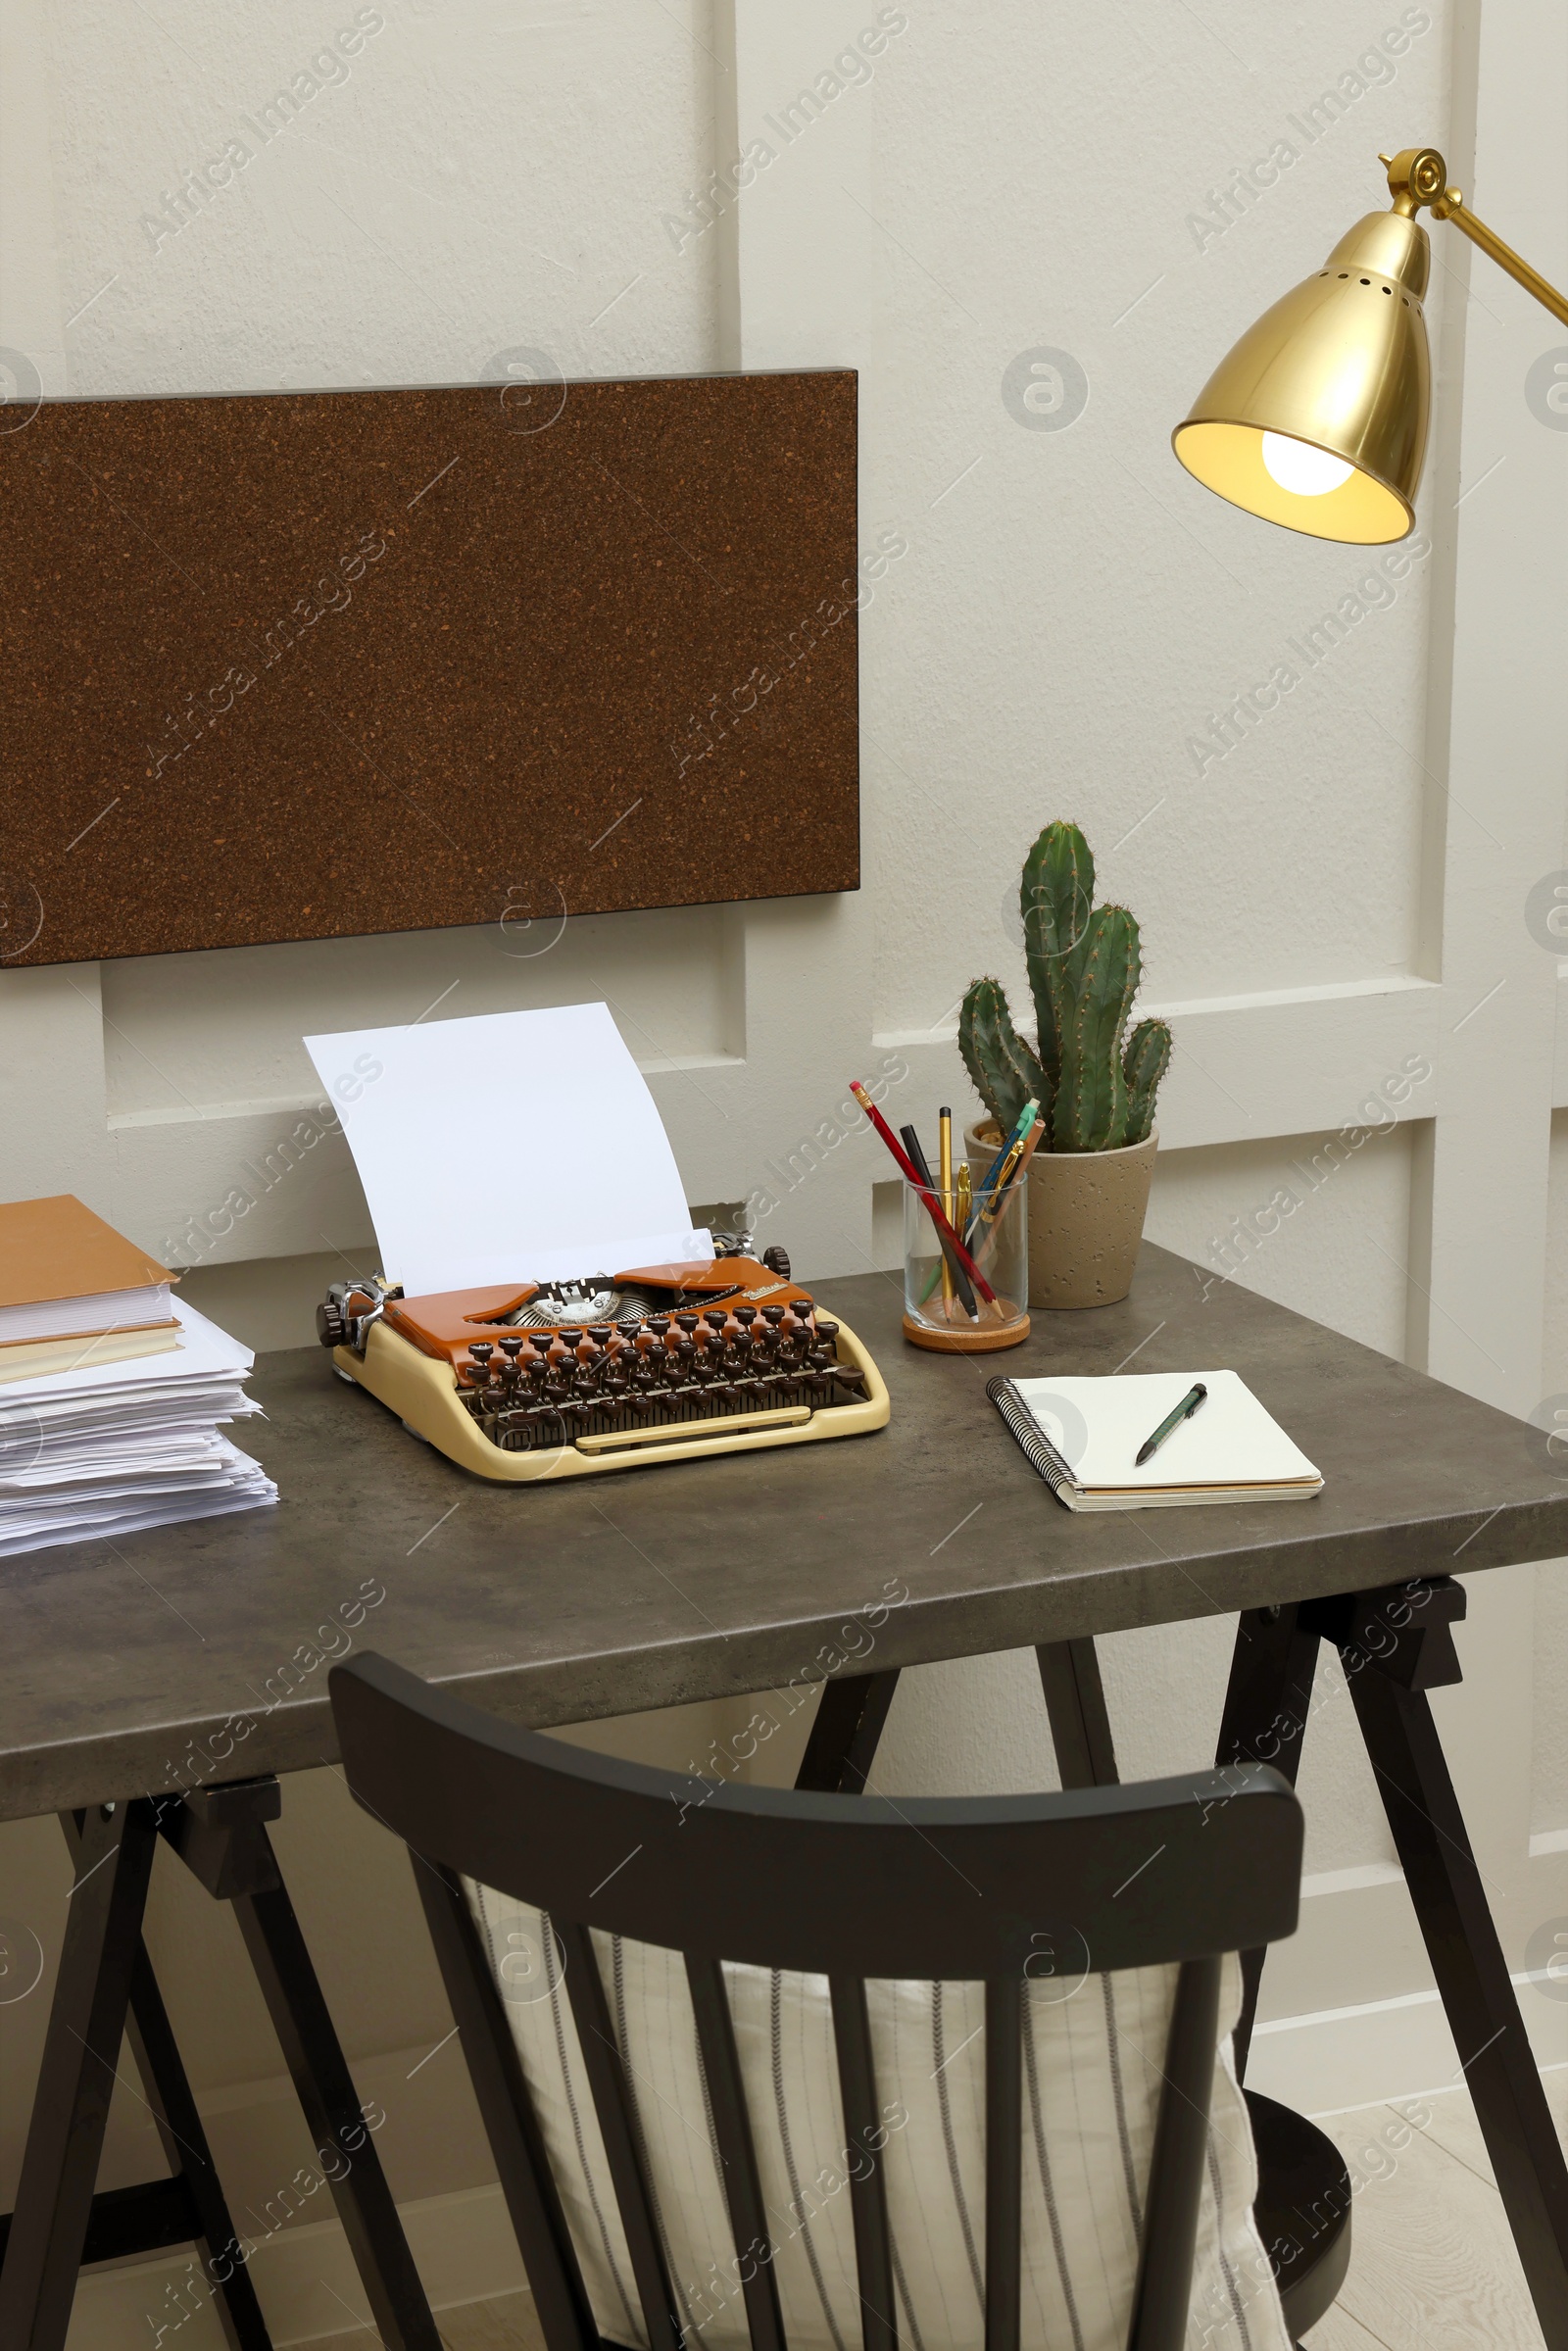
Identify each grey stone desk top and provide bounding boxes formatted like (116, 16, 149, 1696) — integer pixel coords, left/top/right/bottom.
(3, 1245, 1564, 1821)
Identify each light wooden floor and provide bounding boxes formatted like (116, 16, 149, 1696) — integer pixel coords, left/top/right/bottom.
(306, 2080, 1559, 2348)
(1295, 2077, 1558, 2351)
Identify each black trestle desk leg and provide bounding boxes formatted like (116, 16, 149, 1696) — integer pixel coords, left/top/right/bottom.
(1213, 1604, 1322, 2078)
(158, 1779, 441, 2351)
(229, 1844, 441, 2350)
(121, 1943, 272, 2348)
(53, 1809, 271, 2351)
(0, 1800, 158, 2351)
(1328, 1578, 1568, 2350)
(1036, 1640, 1118, 1789)
(795, 1671, 901, 1793)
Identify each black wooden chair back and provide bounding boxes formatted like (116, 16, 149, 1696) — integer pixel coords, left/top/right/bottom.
(329, 1654, 1302, 2351)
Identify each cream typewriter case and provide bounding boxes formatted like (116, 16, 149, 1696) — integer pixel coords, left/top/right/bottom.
(334, 1316, 890, 1483)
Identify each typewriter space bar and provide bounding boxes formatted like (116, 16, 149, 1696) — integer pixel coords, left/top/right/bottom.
(575, 1404, 812, 1455)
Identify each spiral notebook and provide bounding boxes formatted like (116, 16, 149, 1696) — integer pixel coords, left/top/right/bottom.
(988, 1369, 1323, 1511)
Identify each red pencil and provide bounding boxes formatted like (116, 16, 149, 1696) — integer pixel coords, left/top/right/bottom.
(850, 1081, 999, 1305)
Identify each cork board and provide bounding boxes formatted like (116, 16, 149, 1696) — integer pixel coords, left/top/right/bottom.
(0, 371, 859, 967)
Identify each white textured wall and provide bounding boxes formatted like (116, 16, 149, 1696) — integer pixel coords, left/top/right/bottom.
(1533, 1111, 1568, 1835)
(4, 0, 1568, 2271)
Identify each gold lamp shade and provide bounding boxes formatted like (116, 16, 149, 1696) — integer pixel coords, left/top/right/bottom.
(1173, 208, 1431, 543)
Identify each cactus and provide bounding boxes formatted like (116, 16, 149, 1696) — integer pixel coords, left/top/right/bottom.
(1021, 818, 1095, 1083)
(957, 975, 1048, 1137)
(957, 820, 1172, 1151)
(1122, 1017, 1172, 1147)
(1053, 907, 1140, 1150)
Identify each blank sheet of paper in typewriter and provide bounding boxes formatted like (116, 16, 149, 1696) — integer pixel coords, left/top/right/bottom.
(304, 1003, 710, 1296)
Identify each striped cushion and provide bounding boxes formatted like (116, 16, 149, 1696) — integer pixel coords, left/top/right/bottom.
(466, 1890, 1288, 2351)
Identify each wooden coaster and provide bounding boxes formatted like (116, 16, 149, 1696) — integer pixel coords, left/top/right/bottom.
(903, 1311, 1030, 1353)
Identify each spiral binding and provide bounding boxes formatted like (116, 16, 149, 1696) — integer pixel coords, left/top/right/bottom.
(986, 1376, 1077, 1496)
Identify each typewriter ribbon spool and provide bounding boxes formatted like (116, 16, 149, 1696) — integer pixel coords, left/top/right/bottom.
(318, 1253, 889, 1482)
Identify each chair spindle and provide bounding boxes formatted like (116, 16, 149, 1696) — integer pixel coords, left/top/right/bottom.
(1126, 1953, 1224, 2351)
(557, 1917, 684, 2351)
(685, 1951, 789, 2351)
(983, 1977, 1023, 2351)
(828, 1975, 899, 2351)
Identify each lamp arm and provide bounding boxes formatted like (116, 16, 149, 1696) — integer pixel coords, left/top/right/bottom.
(1382, 146, 1568, 328)
(1432, 192, 1568, 329)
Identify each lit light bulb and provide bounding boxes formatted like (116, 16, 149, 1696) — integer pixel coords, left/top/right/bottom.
(1260, 432, 1355, 497)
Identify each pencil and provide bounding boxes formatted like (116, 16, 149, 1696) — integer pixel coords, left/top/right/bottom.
(938, 1106, 955, 1307)
(849, 1082, 998, 1304)
(902, 1123, 977, 1318)
(917, 1157, 977, 1307)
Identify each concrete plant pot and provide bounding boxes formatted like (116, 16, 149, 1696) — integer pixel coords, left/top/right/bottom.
(965, 1120, 1157, 1310)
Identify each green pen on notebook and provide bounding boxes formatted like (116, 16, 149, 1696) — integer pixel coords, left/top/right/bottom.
(1135, 1382, 1207, 1467)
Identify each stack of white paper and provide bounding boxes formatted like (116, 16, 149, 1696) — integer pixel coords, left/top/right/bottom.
(304, 1002, 712, 1296)
(0, 1302, 277, 1559)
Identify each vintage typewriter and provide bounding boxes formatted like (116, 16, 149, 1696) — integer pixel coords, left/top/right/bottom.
(317, 1240, 889, 1482)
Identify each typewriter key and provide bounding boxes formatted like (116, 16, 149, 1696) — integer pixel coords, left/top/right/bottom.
(588, 1325, 613, 1346)
(469, 1341, 495, 1365)
(499, 1336, 523, 1358)
(761, 1304, 786, 1326)
(734, 1305, 757, 1327)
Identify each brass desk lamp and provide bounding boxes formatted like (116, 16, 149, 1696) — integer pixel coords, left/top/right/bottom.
(1172, 147, 1568, 544)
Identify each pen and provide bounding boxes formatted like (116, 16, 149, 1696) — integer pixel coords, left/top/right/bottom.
(1135, 1382, 1207, 1467)
(971, 1097, 1040, 1214)
(974, 1109, 1043, 1238)
(970, 1116, 1046, 1271)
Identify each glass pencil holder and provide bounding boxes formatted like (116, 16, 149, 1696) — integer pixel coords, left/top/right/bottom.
(902, 1173, 1030, 1352)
